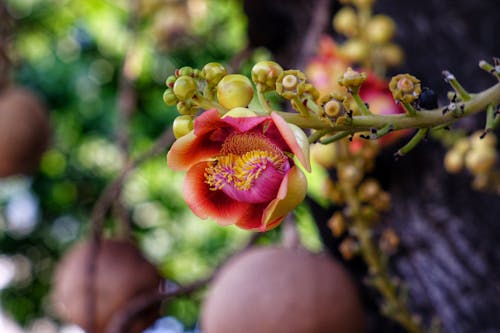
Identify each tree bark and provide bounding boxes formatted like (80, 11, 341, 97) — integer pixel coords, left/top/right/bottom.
(244, 0, 500, 332)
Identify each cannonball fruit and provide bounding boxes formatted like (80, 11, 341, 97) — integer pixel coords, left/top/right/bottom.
(201, 246, 365, 333)
(52, 239, 162, 333)
(0, 87, 50, 177)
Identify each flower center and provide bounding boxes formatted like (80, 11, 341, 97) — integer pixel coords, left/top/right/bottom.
(204, 133, 289, 202)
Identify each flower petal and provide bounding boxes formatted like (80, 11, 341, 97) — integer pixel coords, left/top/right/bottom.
(167, 131, 221, 171)
(262, 166, 307, 227)
(270, 112, 311, 172)
(193, 109, 226, 137)
(221, 114, 269, 133)
(183, 162, 249, 225)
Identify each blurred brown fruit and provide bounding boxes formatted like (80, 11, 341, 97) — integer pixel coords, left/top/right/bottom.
(201, 246, 365, 333)
(0, 87, 50, 177)
(52, 239, 162, 333)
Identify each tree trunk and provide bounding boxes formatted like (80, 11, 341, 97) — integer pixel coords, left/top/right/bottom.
(244, 0, 500, 332)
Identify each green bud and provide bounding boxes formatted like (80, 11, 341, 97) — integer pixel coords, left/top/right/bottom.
(275, 70, 307, 99)
(251, 61, 284, 92)
(178, 66, 194, 77)
(173, 75, 198, 101)
(338, 67, 367, 91)
(173, 115, 194, 139)
(389, 74, 421, 103)
(216, 74, 254, 109)
(165, 75, 177, 88)
(163, 89, 178, 106)
(201, 62, 227, 85)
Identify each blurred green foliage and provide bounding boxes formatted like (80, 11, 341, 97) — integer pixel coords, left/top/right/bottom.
(0, 0, 322, 330)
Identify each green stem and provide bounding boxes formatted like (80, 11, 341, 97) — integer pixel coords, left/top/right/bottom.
(396, 128, 428, 156)
(352, 92, 372, 115)
(479, 60, 500, 81)
(291, 96, 310, 116)
(256, 88, 273, 114)
(342, 183, 426, 333)
(193, 93, 227, 114)
(320, 131, 352, 144)
(402, 102, 417, 116)
(308, 128, 334, 143)
(443, 70, 471, 101)
(485, 103, 495, 132)
(277, 82, 500, 131)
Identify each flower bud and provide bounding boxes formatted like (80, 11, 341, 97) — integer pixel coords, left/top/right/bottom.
(216, 74, 254, 109)
(365, 15, 396, 44)
(332, 7, 358, 37)
(328, 212, 346, 237)
(389, 74, 421, 103)
(276, 70, 307, 99)
(201, 62, 227, 85)
(381, 44, 404, 67)
(173, 115, 194, 138)
(338, 39, 369, 63)
(338, 67, 367, 91)
(444, 150, 464, 174)
(339, 238, 359, 260)
(178, 66, 194, 77)
(163, 89, 178, 106)
(311, 143, 338, 168)
(173, 75, 198, 101)
(358, 179, 381, 202)
(465, 147, 497, 174)
(165, 75, 177, 88)
(251, 61, 283, 92)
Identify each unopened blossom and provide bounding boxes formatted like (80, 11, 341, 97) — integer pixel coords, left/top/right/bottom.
(167, 108, 310, 231)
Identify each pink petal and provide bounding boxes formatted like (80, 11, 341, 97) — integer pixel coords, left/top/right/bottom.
(167, 132, 221, 171)
(183, 162, 249, 225)
(270, 112, 311, 172)
(221, 114, 269, 133)
(193, 109, 227, 137)
(221, 163, 287, 203)
(234, 203, 268, 231)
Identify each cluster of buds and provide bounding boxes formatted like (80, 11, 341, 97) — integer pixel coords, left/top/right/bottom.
(332, 0, 403, 73)
(444, 131, 499, 192)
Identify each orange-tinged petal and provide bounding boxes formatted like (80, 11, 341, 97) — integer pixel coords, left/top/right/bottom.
(262, 166, 307, 227)
(234, 203, 268, 231)
(270, 112, 311, 172)
(167, 131, 221, 171)
(183, 162, 249, 225)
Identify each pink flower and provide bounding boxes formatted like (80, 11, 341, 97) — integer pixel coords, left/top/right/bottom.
(167, 109, 310, 232)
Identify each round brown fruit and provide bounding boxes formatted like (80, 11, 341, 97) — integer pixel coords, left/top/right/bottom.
(201, 246, 365, 333)
(0, 87, 51, 177)
(52, 239, 162, 333)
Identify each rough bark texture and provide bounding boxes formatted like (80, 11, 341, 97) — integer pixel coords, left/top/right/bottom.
(244, 0, 500, 332)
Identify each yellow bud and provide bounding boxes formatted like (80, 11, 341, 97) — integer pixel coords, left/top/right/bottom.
(465, 147, 497, 174)
(339, 238, 359, 260)
(222, 107, 257, 118)
(365, 15, 396, 44)
(338, 39, 369, 63)
(372, 191, 391, 212)
(454, 137, 471, 154)
(358, 179, 381, 202)
(444, 150, 464, 174)
(172, 115, 194, 139)
(470, 131, 497, 148)
(327, 212, 346, 237)
(332, 7, 358, 37)
(311, 143, 337, 168)
(216, 74, 254, 109)
(381, 44, 404, 67)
